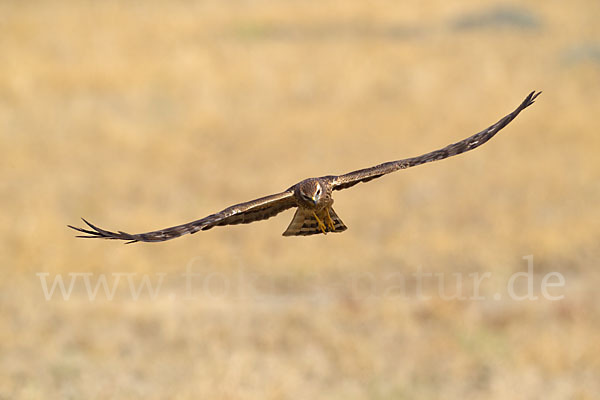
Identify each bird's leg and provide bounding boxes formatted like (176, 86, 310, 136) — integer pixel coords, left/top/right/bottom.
(312, 211, 328, 234)
(324, 208, 335, 231)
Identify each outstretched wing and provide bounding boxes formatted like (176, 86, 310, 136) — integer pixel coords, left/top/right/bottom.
(69, 190, 296, 243)
(331, 91, 541, 191)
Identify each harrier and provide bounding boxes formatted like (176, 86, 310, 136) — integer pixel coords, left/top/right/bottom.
(70, 91, 540, 243)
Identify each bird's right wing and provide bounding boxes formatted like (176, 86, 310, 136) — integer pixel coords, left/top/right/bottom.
(331, 91, 541, 191)
(68, 190, 297, 243)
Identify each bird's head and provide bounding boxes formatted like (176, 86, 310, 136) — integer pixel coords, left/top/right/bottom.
(297, 179, 323, 207)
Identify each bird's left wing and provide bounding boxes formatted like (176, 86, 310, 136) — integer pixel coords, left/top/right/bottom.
(69, 190, 296, 243)
(331, 91, 541, 191)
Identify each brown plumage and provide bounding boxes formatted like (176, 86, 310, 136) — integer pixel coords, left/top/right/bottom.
(69, 91, 540, 243)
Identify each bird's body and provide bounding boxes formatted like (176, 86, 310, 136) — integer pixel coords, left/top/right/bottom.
(69, 91, 541, 243)
(284, 178, 345, 236)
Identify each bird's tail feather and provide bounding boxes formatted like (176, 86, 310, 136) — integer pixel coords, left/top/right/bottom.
(282, 207, 347, 236)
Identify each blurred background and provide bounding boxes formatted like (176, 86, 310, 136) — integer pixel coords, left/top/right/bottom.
(1, 0, 599, 398)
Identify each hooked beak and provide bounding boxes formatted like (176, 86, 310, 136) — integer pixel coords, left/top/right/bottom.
(311, 194, 320, 206)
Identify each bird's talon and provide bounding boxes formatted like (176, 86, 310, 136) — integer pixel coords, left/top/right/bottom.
(325, 208, 335, 231)
(313, 212, 328, 234)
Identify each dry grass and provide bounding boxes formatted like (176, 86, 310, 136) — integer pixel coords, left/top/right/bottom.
(1, 0, 599, 399)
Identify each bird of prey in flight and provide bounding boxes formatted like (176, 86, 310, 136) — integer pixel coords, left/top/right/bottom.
(69, 91, 540, 243)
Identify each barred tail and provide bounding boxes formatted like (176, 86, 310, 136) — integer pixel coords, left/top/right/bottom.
(282, 207, 347, 236)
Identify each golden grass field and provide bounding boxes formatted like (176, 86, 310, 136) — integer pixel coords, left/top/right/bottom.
(2, 0, 599, 398)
